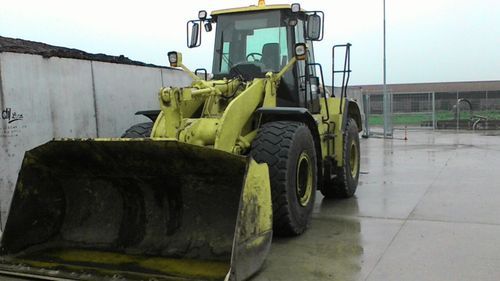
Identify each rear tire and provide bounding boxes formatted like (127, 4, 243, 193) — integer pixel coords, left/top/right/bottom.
(121, 122, 153, 138)
(321, 118, 360, 198)
(250, 121, 317, 236)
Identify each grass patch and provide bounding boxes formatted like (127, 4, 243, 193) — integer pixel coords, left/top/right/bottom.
(368, 111, 500, 126)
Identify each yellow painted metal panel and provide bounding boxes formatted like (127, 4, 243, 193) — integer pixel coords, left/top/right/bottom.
(320, 97, 346, 166)
(230, 158, 273, 280)
(215, 80, 266, 153)
(211, 4, 290, 16)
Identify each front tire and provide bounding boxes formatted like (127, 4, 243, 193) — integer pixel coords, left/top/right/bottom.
(250, 121, 317, 236)
(321, 118, 360, 198)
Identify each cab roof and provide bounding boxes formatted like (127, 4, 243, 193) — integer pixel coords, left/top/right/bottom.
(211, 4, 292, 17)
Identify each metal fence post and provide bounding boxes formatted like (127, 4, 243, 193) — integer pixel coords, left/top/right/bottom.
(389, 92, 393, 131)
(432, 92, 436, 129)
(456, 91, 459, 131)
(362, 93, 370, 137)
(486, 91, 489, 109)
(383, 92, 390, 137)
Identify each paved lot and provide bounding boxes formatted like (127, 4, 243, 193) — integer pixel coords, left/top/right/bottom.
(253, 130, 500, 281)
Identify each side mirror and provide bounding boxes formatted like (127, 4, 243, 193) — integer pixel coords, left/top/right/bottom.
(187, 21, 201, 48)
(306, 14, 322, 41)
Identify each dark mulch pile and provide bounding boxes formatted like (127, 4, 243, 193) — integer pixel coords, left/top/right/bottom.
(0, 36, 162, 67)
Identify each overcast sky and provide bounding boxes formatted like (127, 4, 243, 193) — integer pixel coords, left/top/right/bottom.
(1, 0, 499, 85)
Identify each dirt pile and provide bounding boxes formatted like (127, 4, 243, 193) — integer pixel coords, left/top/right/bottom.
(0, 36, 160, 67)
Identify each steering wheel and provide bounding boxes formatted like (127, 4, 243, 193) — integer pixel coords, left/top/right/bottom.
(246, 52, 263, 62)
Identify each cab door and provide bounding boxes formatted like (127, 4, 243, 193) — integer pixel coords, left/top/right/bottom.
(294, 19, 321, 113)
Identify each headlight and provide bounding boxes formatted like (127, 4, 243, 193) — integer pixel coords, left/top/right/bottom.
(168, 51, 178, 67)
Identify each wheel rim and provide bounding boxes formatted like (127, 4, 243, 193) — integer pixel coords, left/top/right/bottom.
(296, 152, 313, 207)
(349, 141, 359, 178)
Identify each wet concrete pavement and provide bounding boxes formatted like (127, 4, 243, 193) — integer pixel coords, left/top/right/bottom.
(253, 130, 500, 281)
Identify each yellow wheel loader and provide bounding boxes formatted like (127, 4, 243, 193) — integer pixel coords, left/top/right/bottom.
(0, 2, 362, 280)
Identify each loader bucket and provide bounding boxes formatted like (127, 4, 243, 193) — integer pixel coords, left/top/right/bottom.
(0, 139, 272, 281)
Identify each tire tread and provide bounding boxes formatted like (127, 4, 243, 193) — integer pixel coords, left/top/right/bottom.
(121, 122, 153, 138)
(251, 121, 314, 236)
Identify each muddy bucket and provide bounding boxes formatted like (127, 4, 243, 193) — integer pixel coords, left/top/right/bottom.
(0, 139, 272, 281)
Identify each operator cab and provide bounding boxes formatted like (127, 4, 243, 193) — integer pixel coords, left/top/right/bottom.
(211, 9, 291, 80)
(187, 3, 326, 113)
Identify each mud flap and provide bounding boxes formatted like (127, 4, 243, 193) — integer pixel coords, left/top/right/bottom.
(0, 139, 272, 281)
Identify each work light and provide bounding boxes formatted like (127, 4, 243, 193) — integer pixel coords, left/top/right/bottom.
(291, 3, 301, 13)
(168, 51, 178, 67)
(198, 10, 207, 20)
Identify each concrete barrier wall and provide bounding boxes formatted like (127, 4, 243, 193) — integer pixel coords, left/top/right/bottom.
(0, 52, 192, 227)
(92, 61, 162, 137)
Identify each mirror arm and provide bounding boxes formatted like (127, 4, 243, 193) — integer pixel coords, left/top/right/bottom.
(178, 62, 201, 81)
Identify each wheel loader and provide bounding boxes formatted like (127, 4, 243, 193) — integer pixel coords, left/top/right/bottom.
(0, 1, 362, 280)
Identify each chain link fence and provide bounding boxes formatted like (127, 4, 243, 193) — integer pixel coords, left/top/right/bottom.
(362, 90, 500, 136)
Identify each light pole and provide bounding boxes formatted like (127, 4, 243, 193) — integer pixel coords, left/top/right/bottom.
(383, 0, 391, 137)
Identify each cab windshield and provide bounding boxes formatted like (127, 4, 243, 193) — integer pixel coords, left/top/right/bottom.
(212, 10, 292, 79)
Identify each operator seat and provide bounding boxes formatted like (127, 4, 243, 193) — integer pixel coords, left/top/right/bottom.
(261, 43, 280, 71)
